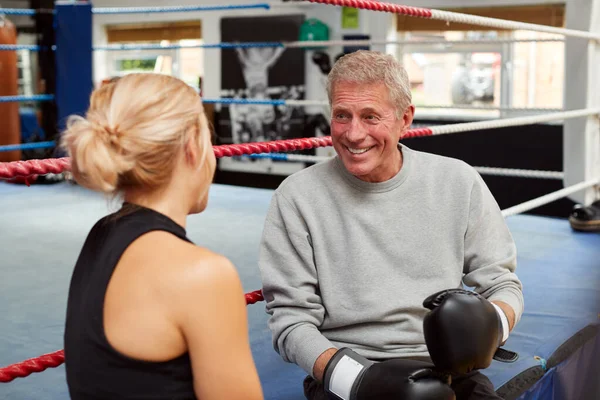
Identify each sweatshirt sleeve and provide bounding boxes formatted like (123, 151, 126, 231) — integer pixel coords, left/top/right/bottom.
(462, 171, 525, 326)
(258, 190, 335, 376)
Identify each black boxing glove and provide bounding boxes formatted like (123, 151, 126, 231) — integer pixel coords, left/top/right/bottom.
(323, 348, 455, 400)
(423, 289, 510, 375)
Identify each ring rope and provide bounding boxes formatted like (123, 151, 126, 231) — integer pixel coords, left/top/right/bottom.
(92, 37, 563, 52)
(0, 45, 55, 52)
(471, 166, 564, 180)
(204, 98, 562, 113)
(0, 107, 596, 180)
(247, 154, 565, 180)
(0, 94, 55, 103)
(0, 94, 568, 113)
(0, 351, 65, 383)
(0, 1, 314, 17)
(91, 2, 312, 15)
(0, 137, 336, 180)
(501, 178, 600, 217)
(0, 8, 38, 15)
(425, 108, 600, 136)
(2, 38, 563, 53)
(0, 290, 265, 383)
(0, 141, 57, 153)
(304, 0, 600, 41)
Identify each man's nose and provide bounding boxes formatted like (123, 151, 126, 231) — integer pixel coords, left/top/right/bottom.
(346, 118, 368, 143)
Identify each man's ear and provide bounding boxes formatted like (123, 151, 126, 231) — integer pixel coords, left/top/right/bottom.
(403, 104, 415, 129)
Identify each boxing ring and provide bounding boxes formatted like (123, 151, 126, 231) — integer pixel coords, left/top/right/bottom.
(1, 1, 599, 399)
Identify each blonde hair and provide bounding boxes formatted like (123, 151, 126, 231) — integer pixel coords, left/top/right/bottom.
(60, 73, 211, 195)
(326, 50, 412, 118)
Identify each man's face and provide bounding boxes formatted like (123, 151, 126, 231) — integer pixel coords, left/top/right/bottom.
(330, 81, 414, 182)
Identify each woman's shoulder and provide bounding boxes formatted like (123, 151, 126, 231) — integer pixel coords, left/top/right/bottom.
(139, 232, 241, 298)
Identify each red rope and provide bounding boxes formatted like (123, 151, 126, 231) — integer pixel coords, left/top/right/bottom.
(0, 128, 433, 181)
(213, 136, 332, 158)
(244, 289, 265, 305)
(403, 127, 434, 139)
(0, 137, 334, 180)
(0, 289, 265, 383)
(0, 158, 71, 180)
(307, 0, 433, 18)
(0, 350, 65, 383)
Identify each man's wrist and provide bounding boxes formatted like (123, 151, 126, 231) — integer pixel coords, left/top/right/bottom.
(313, 348, 339, 382)
(491, 301, 516, 331)
(322, 348, 374, 400)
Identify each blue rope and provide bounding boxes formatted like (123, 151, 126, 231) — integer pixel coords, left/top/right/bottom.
(246, 153, 289, 161)
(92, 3, 270, 15)
(203, 98, 286, 105)
(0, 141, 56, 153)
(0, 94, 55, 103)
(0, 8, 38, 15)
(94, 41, 284, 51)
(0, 44, 54, 52)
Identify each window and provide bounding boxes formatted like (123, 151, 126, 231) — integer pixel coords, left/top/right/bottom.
(103, 22, 203, 91)
(396, 5, 565, 119)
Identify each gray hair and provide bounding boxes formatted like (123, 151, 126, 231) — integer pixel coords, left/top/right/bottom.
(326, 50, 412, 119)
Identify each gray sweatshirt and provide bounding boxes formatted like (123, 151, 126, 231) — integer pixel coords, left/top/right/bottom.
(258, 144, 524, 377)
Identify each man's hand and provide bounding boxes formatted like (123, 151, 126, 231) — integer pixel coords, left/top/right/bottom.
(423, 289, 505, 374)
(322, 348, 455, 400)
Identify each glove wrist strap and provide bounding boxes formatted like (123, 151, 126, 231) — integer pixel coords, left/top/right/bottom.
(491, 302, 510, 343)
(323, 348, 373, 400)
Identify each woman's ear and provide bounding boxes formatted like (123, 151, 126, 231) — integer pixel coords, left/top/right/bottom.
(184, 134, 199, 167)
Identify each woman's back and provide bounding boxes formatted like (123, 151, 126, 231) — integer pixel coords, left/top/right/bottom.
(64, 204, 196, 399)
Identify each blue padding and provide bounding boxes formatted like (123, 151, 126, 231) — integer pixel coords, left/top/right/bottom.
(483, 215, 600, 392)
(55, 1, 93, 133)
(517, 325, 600, 398)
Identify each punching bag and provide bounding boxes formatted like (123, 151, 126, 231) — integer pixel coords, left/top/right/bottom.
(0, 17, 21, 162)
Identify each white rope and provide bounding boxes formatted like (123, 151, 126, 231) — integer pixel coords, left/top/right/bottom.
(430, 108, 600, 135)
(284, 38, 564, 48)
(286, 154, 333, 163)
(474, 167, 563, 180)
(279, 99, 563, 113)
(267, 1, 315, 7)
(285, 99, 328, 107)
(502, 178, 600, 217)
(299, 0, 599, 41)
(417, 104, 563, 113)
(429, 9, 600, 41)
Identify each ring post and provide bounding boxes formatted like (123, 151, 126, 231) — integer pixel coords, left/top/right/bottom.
(54, 1, 93, 134)
(563, 0, 600, 204)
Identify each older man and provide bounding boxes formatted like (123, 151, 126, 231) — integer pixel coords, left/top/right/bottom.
(258, 50, 523, 400)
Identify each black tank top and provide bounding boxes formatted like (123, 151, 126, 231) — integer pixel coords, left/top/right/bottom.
(64, 203, 196, 400)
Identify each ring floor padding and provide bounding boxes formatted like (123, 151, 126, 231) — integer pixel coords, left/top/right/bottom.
(0, 181, 598, 400)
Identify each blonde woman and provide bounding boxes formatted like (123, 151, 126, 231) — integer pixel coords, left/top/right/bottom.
(61, 73, 263, 400)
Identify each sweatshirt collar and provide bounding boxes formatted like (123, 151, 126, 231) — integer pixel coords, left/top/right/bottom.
(334, 144, 412, 193)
